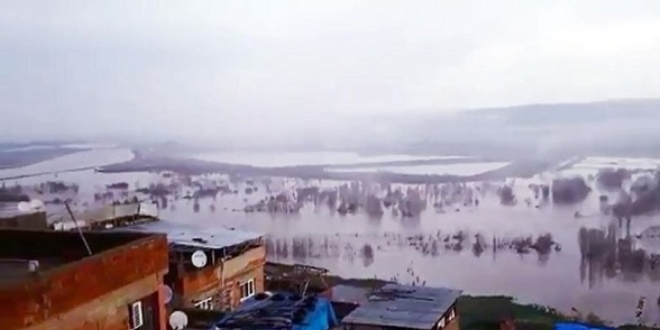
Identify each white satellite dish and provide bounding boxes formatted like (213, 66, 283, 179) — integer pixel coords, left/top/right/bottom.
(17, 201, 32, 213)
(191, 250, 208, 268)
(163, 285, 173, 304)
(169, 311, 189, 330)
(30, 199, 45, 211)
(17, 199, 45, 213)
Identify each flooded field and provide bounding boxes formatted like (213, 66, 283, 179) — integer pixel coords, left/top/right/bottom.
(2, 148, 660, 325)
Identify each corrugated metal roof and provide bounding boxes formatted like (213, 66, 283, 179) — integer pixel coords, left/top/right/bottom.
(341, 283, 461, 330)
(112, 220, 264, 250)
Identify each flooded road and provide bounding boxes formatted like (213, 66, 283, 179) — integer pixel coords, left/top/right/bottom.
(2, 149, 660, 325)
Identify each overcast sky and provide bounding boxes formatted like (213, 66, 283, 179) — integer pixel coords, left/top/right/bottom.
(1, 1, 659, 144)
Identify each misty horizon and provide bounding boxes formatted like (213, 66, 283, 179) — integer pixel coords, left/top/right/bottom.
(2, 1, 660, 151)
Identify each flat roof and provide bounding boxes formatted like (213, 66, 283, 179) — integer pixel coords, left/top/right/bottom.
(0, 257, 65, 285)
(0, 229, 161, 287)
(112, 220, 264, 250)
(341, 283, 462, 330)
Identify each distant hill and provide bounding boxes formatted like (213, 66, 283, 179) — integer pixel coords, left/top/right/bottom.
(468, 99, 660, 126)
(392, 99, 660, 158)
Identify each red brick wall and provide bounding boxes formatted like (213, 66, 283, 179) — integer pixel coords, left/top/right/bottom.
(23, 276, 164, 330)
(446, 315, 460, 330)
(0, 235, 169, 330)
(175, 246, 266, 309)
(180, 261, 223, 298)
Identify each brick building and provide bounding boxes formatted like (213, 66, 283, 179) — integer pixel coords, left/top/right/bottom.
(341, 284, 462, 330)
(0, 210, 48, 230)
(115, 220, 266, 311)
(0, 229, 169, 330)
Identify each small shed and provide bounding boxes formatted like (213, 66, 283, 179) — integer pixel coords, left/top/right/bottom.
(341, 284, 462, 330)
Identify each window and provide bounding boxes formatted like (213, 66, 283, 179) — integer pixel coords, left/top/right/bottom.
(240, 279, 256, 300)
(448, 308, 456, 321)
(194, 297, 214, 310)
(128, 301, 144, 330)
(437, 317, 446, 329)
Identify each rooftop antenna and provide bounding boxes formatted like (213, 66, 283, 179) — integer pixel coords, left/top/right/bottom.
(64, 201, 92, 256)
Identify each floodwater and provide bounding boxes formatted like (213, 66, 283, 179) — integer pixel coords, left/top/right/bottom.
(0, 148, 134, 180)
(192, 151, 466, 167)
(326, 162, 511, 176)
(3, 149, 660, 325)
(574, 157, 660, 171)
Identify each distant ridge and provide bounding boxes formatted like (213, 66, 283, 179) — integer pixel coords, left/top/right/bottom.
(462, 98, 660, 126)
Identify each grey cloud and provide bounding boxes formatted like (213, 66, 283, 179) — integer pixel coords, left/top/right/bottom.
(1, 0, 659, 146)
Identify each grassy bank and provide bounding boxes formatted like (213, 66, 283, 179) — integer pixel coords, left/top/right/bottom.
(458, 295, 564, 330)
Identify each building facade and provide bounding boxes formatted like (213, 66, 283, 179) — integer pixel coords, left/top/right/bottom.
(0, 229, 169, 330)
(0, 211, 48, 230)
(115, 220, 266, 311)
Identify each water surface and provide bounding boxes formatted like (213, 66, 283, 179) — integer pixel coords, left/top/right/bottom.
(193, 151, 465, 167)
(326, 162, 510, 176)
(3, 152, 660, 325)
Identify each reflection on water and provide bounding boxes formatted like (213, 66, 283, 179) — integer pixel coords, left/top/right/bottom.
(3, 155, 660, 325)
(579, 225, 660, 288)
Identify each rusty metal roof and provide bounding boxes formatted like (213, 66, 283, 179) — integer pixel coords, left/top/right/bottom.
(112, 219, 264, 250)
(341, 283, 461, 330)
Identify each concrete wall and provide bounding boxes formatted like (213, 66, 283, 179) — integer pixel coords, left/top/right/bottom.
(0, 235, 169, 330)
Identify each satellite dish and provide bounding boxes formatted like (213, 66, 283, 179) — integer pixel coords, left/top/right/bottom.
(17, 199, 45, 213)
(169, 311, 189, 330)
(30, 199, 45, 211)
(163, 285, 173, 304)
(17, 202, 32, 213)
(191, 250, 208, 268)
